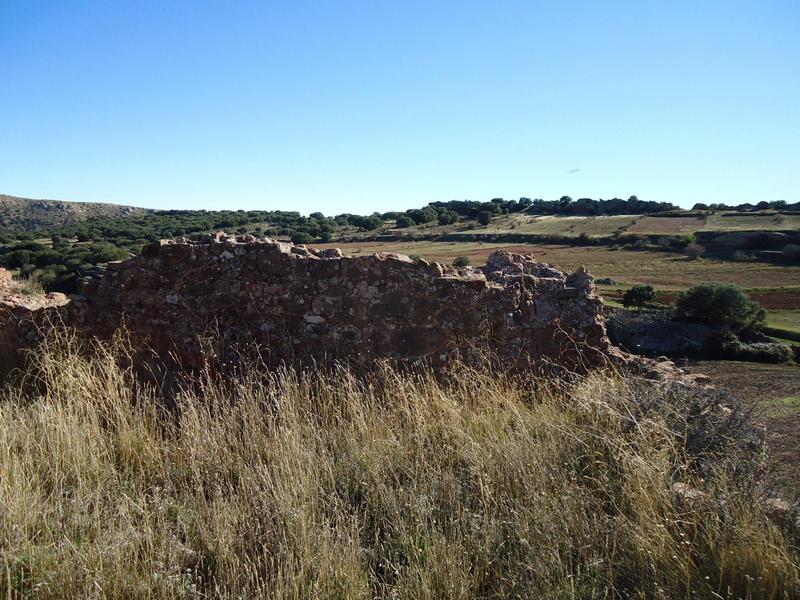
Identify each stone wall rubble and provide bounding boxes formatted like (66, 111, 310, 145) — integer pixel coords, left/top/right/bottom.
(1, 268, 70, 373)
(2, 236, 702, 382)
(74, 234, 619, 371)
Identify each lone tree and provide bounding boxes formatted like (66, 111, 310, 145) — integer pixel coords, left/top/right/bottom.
(622, 285, 656, 310)
(673, 283, 766, 332)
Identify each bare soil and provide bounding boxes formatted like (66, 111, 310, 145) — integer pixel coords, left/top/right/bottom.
(688, 360, 800, 496)
(655, 290, 800, 310)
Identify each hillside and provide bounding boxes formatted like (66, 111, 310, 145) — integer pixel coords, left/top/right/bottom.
(0, 193, 150, 230)
(367, 210, 800, 242)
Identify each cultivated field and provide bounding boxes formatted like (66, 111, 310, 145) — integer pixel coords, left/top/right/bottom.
(626, 215, 706, 234)
(704, 212, 800, 232)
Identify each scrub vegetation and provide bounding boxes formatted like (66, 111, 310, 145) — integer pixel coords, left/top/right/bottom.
(1, 334, 797, 598)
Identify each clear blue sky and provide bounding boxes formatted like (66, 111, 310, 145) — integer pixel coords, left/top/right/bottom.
(1, 1, 798, 214)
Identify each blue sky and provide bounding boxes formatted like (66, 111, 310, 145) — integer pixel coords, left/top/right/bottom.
(1, 1, 798, 214)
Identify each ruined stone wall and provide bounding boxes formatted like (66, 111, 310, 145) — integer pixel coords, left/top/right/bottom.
(0, 268, 70, 376)
(70, 234, 624, 372)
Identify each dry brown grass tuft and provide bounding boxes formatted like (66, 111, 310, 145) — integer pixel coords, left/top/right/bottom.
(0, 334, 798, 598)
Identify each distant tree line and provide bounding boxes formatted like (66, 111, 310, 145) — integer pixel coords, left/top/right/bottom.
(691, 200, 800, 212)
(2, 194, 795, 295)
(385, 196, 679, 229)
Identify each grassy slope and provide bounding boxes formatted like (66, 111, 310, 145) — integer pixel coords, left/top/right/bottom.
(768, 310, 800, 335)
(0, 337, 797, 598)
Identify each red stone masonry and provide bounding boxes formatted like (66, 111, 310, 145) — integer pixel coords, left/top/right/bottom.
(0, 268, 70, 374)
(71, 233, 626, 372)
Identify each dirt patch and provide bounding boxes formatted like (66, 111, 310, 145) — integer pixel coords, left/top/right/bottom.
(653, 290, 800, 310)
(748, 291, 800, 310)
(687, 360, 800, 495)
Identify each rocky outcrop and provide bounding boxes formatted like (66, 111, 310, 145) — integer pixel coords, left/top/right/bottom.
(607, 309, 716, 356)
(607, 307, 793, 364)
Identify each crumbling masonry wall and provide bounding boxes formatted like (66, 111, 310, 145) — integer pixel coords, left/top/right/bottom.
(68, 234, 625, 371)
(0, 268, 70, 375)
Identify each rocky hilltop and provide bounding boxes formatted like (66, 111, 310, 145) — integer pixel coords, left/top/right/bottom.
(2, 235, 701, 381)
(0, 193, 149, 230)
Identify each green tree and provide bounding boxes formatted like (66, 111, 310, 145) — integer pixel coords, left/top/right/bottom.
(437, 210, 458, 225)
(477, 211, 493, 226)
(291, 231, 313, 245)
(622, 285, 656, 310)
(673, 283, 766, 332)
(452, 256, 470, 267)
(408, 208, 437, 225)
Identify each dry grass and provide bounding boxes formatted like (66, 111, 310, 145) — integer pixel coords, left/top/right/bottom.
(627, 216, 706, 234)
(1, 335, 798, 599)
(9, 274, 45, 298)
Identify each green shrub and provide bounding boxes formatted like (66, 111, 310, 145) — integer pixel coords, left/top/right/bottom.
(452, 256, 471, 267)
(437, 210, 458, 225)
(673, 283, 766, 332)
(622, 285, 656, 309)
(290, 231, 314, 245)
(477, 211, 493, 226)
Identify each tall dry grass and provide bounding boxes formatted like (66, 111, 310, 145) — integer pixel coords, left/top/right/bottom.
(0, 334, 797, 599)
